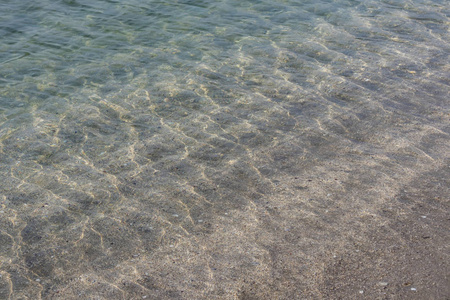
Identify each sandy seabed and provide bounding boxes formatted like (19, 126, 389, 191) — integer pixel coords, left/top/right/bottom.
(0, 0, 449, 299)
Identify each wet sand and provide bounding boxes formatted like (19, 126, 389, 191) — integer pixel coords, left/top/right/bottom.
(1, 98, 448, 299)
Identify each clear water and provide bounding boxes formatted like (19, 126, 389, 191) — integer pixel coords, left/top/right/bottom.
(0, 0, 449, 298)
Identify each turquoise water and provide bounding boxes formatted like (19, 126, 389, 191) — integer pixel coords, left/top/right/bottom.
(0, 0, 449, 298)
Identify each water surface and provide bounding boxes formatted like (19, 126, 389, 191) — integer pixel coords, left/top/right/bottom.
(0, 0, 449, 298)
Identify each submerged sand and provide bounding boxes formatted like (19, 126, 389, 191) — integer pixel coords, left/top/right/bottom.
(0, 0, 449, 299)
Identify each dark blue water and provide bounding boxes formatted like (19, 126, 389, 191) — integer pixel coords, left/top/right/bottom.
(0, 0, 449, 298)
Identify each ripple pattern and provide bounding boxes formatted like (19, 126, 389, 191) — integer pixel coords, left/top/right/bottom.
(0, 0, 449, 298)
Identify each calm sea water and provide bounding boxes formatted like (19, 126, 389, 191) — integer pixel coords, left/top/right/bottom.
(1, 0, 449, 299)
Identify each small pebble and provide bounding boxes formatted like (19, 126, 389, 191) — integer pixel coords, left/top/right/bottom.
(36, 279, 41, 282)
(411, 288, 416, 291)
(378, 282, 388, 286)
(172, 214, 179, 217)
(359, 290, 364, 294)
(421, 216, 427, 219)
(198, 220, 203, 223)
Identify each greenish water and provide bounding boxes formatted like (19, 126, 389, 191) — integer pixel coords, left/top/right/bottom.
(0, 0, 449, 298)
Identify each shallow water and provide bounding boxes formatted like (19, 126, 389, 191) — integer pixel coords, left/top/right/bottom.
(0, 0, 449, 299)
